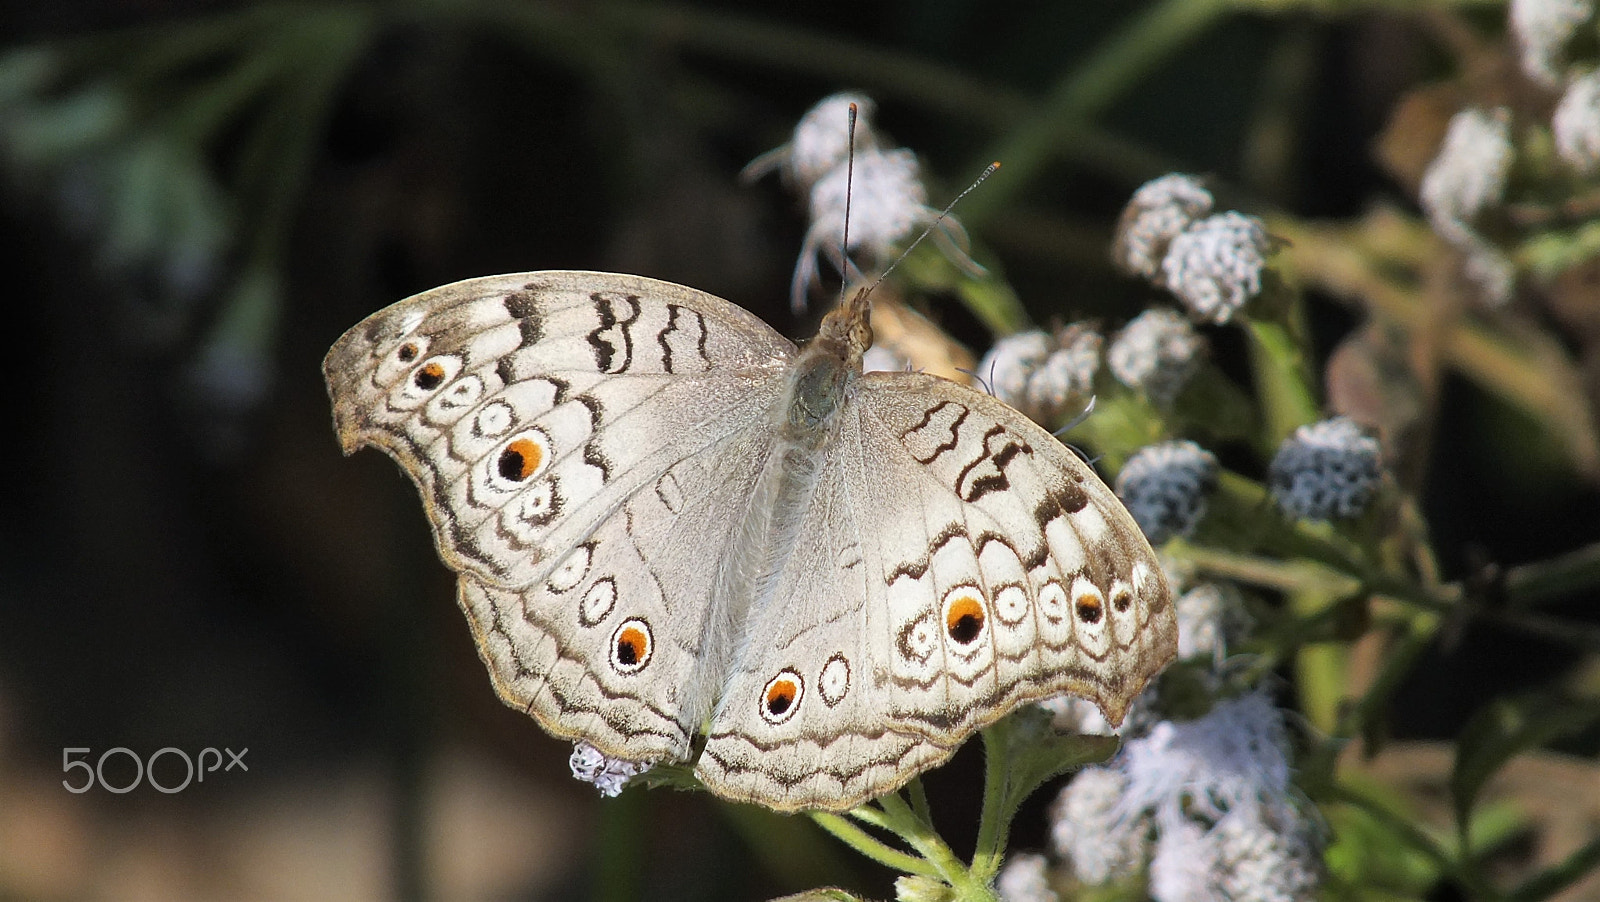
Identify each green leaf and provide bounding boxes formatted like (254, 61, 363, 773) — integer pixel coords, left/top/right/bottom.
(1450, 692, 1600, 841)
(970, 706, 1120, 883)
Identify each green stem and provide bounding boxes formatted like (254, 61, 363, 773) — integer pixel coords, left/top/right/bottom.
(809, 811, 941, 880)
(970, 726, 1013, 885)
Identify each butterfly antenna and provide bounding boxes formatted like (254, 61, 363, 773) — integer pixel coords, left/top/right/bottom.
(1052, 394, 1097, 438)
(866, 160, 1000, 297)
(835, 102, 859, 313)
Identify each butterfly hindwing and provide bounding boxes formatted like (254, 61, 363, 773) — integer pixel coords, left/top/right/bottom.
(851, 373, 1177, 736)
(697, 434, 958, 811)
(696, 372, 1176, 811)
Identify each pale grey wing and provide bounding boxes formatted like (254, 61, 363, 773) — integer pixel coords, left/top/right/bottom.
(696, 433, 956, 812)
(852, 372, 1176, 740)
(458, 424, 776, 765)
(698, 372, 1176, 811)
(324, 271, 794, 590)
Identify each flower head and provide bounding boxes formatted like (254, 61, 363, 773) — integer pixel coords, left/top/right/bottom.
(1421, 107, 1513, 241)
(1176, 583, 1252, 664)
(1554, 69, 1600, 174)
(1269, 416, 1383, 521)
(1510, 0, 1595, 87)
(1051, 766, 1150, 884)
(1026, 327, 1102, 420)
(1109, 308, 1205, 405)
(979, 329, 1053, 408)
(1121, 693, 1294, 829)
(742, 92, 879, 187)
(996, 852, 1060, 902)
(1161, 212, 1272, 324)
(1113, 174, 1214, 280)
(792, 147, 940, 310)
(979, 326, 1101, 424)
(568, 741, 648, 798)
(1115, 441, 1218, 545)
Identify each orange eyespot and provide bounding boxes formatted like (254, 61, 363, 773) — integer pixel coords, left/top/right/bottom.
(498, 438, 543, 481)
(1112, 587, 1133, 613)
(414, 361, 446, 390)
(616, 626, 649, 667)
(760, 670, 804, 724)
(1075, 593, 1103, 624)
(945, 595, 986, 644)
(765, 680, 797, 715)
(397, 342, 419, 362)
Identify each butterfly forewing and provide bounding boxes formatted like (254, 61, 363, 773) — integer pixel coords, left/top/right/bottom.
(324, 272, 795, 591)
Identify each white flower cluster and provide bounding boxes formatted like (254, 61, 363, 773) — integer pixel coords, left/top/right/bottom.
(1176, 583, 1253, 664)
(1419, 107, 1516, 305)
(1509, 0, 1596, 87)
(568, 740, 648, 798)
(1052, 693, 1324, 902)
(1114, 440, 1218, 545)
(1112, 174, 1273, 325)
(746, 92, 975, 311)
(977, 326, 1103, 424)
(996, 852, 1060, 902)
(1108, 307, 1206, 405)
(1554, 69, 1600, 174)
(1268, 416, 1383, 521)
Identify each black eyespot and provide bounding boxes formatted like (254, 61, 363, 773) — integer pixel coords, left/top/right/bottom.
(414, 361, 446, 390)
(397, 342, 419, 362)
(1075, 594, 1103, 624)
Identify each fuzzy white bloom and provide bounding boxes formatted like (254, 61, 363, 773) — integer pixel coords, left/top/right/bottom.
(1148, 819, 1216, 902)
(1419, 107, 1516, 304)
(1108, 308, 1205, 405)
(1051, 766, 1149, 884)
(1554, 69, 1600, 174)
(1115, 440, 1218, 545)
(1114, 174, 1215, 279)
(996, 852, 1060, 902)
(1161, 212, 1271, 324)
(1078, 694, 1325, 902)
(1510, 0, 1595, 88)
(1120, 693, 1294, 831)
(1269, 416, 1383, 521)
(1025, 328, 1102, 417)
(1420, 107, 1513, 242)
(569, 741, 648, 798)
(979, 330, 1053, 409)
(742, 92, 879, 187)
(793, 147, 940, 310)
(1209, 807, 1324, 902)
(1176, 583, 1251, 663)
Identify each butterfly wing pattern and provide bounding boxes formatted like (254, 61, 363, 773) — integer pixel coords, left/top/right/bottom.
(696, 373, 1175, 810)
(326, 271, 1176, 812)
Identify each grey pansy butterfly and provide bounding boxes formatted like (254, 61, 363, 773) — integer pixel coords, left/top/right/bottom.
(323, 271, 1177, 812)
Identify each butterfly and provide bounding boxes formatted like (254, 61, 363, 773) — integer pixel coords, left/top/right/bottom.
(323, 271, 1176, 812)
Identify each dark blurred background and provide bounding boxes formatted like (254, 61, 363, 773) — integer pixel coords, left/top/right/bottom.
(1, 1, 1597, 899)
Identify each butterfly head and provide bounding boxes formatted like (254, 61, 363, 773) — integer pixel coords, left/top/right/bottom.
(812, 286, 874, 365)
